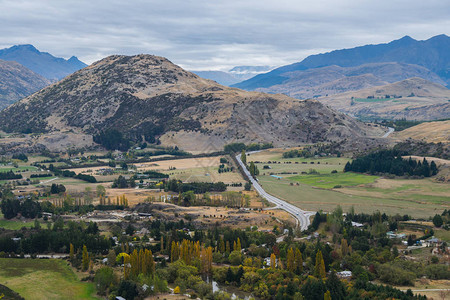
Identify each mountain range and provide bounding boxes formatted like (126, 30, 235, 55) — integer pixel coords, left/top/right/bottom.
(0, 44, 87, 80)
(233, 35, 450, 94)
(0, 54, 382, 152)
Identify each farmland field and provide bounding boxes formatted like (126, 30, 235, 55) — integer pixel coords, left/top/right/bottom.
(0, 165, 38, 172)
(289, 172, 378, 189)
(252, 148, 450, 218)
(258, 175, 449, 218)
(0, 258, 98, 299)
(0, 213, 35, 230)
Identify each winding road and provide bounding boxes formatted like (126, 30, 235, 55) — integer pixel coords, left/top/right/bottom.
(236, 152, 315, 231)
(382, 126, 395, 138)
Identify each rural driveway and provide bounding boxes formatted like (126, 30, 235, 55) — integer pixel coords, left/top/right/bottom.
(236, 152, 315, 231)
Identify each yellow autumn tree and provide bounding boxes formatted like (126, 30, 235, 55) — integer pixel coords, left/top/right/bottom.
(295, 248, 303, 274)
(341, 238, 349, 257)
(270, 253, 276, 269)
(324, 290, 331, 300)
(287, 248, 295, 272)
(123, 253, 131, 279)
(314, 250, 326, 279)
(69, 243, 74, 261)
(82, 245, 89, 271)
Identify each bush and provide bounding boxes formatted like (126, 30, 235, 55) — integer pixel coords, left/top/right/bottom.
(95, 267, 117, 295)
(228, 250, 242, 266)
(377, 264, 416, 286)
(117, 280, 138, 300)
(425, 264, 450, 280)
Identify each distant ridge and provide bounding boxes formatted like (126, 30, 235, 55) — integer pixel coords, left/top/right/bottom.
(233, 34, 450, 90)
(0, 44, 87, 80)
(0, 59, 50, 110)
(193, 65, 273, 86)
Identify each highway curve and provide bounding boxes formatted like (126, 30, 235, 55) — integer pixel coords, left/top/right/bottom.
(236, 152, 315, 231)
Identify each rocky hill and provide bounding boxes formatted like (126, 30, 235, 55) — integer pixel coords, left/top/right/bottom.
(0, 54, 383, 152)
(0, 59, 50, 110)
(0, 44, 87, 80)
(233, 34, 450, 90)
(318, 77, 450, 120)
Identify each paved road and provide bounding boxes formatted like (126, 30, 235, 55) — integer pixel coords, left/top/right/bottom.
(236, 152, 315, 231)
(382, 126, 395, 138)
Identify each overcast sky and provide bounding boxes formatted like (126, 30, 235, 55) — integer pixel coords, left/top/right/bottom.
(0, 0, 448, 71)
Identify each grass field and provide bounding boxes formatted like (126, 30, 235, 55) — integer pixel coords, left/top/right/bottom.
(0, 213, 35, 230)
(289, 172, 378, 189)
(258, 175, 449, 218)
(168, 166, 245, 184)
(0, 258, 98, 300)
(251, 148, 450, 218)
(0, 166, 38, 172)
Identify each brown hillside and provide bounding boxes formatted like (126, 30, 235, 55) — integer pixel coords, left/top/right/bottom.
(0, 54, 384, 152)
(318, 77, 450, 120)
(0, 59, 50, 110)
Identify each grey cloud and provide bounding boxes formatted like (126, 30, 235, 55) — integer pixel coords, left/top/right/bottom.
(0, 0, 448, 70)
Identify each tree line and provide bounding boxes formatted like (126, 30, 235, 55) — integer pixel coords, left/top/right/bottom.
(344, 149, 438, 177)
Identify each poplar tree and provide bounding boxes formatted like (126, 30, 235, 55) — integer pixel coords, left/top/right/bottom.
(314, 250, 326, 279)
(295, 248, 303, 274)
(69, 243, 74, 261)
(270, 253, 276, 269)
(241, 150, 247, 165)
(287, 248, 295, 272)
(341, 239, 349, 257)
(219, 239, 225, 253)
(236, 238, 241, 251)
(82, 245, 89, 271)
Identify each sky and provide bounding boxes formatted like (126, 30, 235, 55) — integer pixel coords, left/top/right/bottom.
(0, 0, 448, 71)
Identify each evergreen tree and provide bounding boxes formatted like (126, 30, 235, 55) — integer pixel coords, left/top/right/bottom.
(326, 271, 346, 300)
(432, 214, 443, 227)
